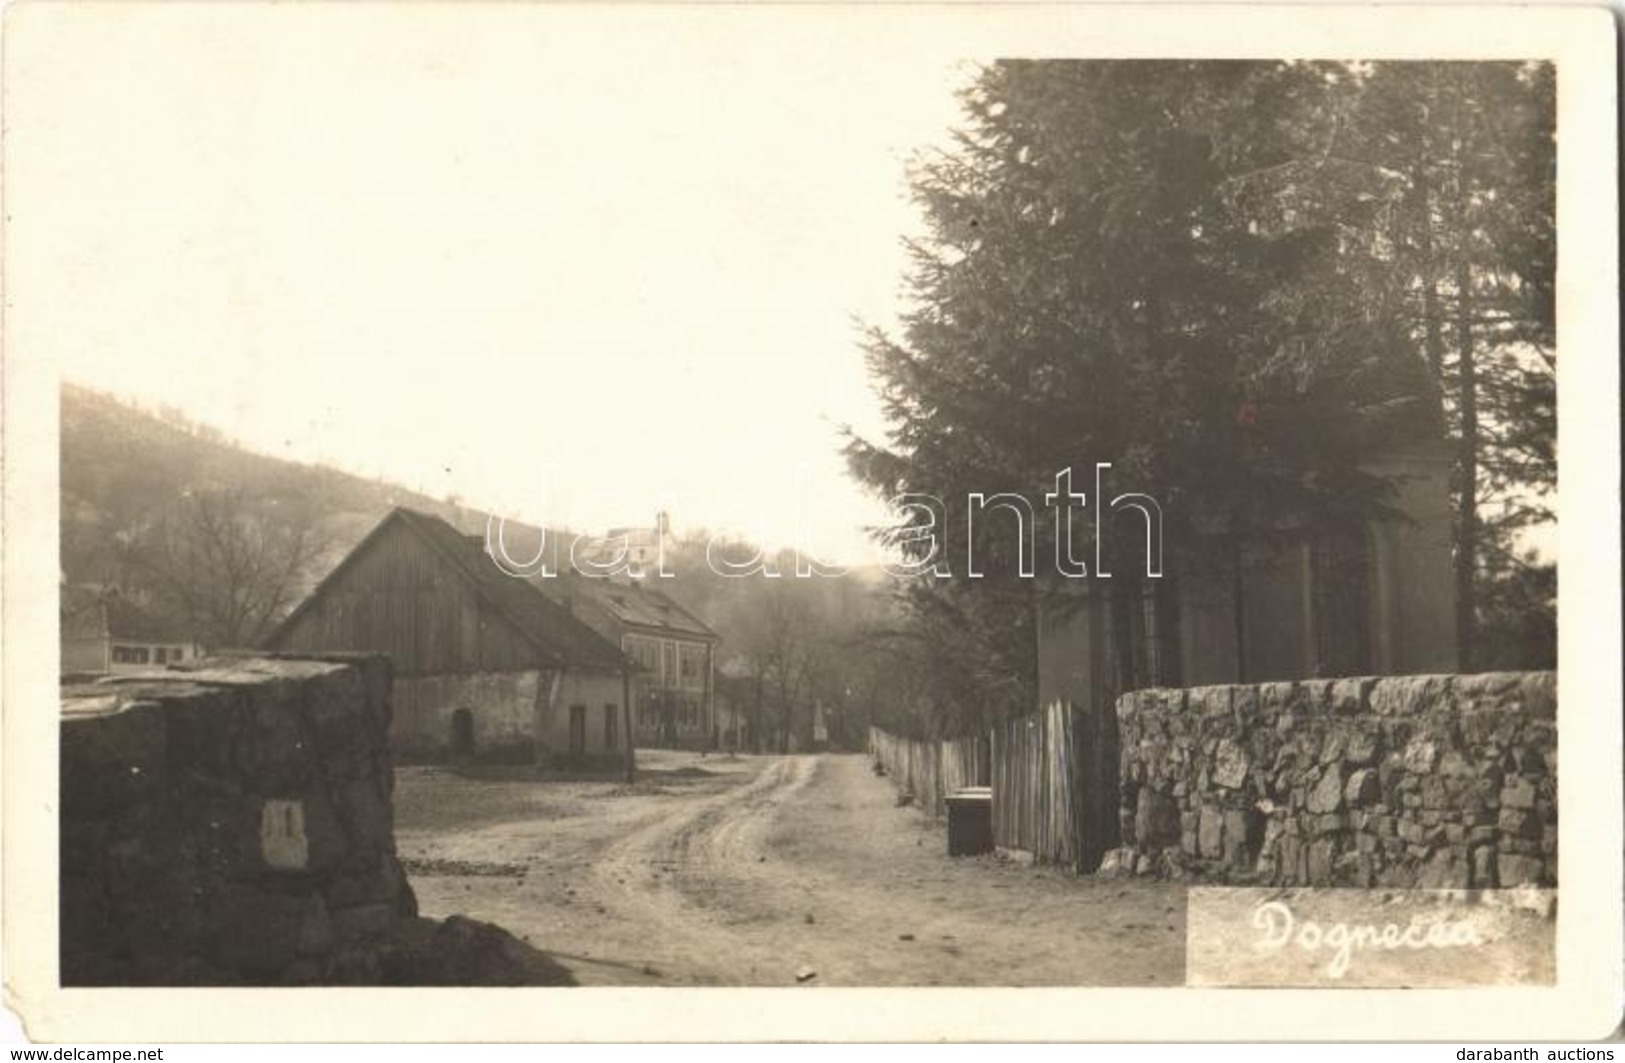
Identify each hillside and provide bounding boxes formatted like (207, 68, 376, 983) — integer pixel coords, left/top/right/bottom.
(60, 383, 547, 600)
(60, 384, 908, 748)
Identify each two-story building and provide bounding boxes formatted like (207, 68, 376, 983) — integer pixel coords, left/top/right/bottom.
(540, 572, 721, 750)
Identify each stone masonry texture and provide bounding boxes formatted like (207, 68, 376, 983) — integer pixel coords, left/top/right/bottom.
(60, 654, 422, 985)
(1110, 672, 1556, 888)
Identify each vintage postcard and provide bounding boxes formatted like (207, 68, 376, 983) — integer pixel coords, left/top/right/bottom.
(3, 1, 1618, 1044)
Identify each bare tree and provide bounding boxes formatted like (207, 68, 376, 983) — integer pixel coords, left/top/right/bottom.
(734, 574, 817, 752)
(125, 489, 329, 649)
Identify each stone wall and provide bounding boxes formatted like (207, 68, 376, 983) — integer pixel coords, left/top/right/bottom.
(390, 669, 631, 770)
(61, 655, 417, 984)
(61, 653, 575, 986)
(392, 670, 542, 762)
(1110, 672, 1556, 888)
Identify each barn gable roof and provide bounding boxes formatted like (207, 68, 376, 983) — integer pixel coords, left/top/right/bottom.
(269, 507, 628, 672)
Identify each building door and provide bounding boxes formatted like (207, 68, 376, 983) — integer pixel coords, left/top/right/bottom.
(569, 705, 587, 755)
(450, 708, 475, 760)
(603, 704, 618, 750)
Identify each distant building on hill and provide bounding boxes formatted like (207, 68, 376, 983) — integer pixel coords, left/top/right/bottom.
(568, 511, 672, 578)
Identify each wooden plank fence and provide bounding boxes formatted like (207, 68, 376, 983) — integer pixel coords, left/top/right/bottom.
(990, 700, 1119, 871)
(991, 701, 1076, 865)
(868, 727, 990, 819)
(940, 734, 990, 806)
(871, 701, 1118, 870)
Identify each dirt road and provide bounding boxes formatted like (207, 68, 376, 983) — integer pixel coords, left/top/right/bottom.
(394, 751, 1186, 986)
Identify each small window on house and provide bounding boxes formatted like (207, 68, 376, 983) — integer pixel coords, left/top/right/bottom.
(154, 647, 168, 665)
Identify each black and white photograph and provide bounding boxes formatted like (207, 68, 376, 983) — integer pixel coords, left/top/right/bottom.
(2, 1, 1618, 1046)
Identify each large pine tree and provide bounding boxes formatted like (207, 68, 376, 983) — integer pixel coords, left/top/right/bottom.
(847, 60, 1555, 732)
(1235, 61, 1556, 668)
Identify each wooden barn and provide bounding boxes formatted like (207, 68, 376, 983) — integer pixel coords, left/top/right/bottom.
(265, 507, 632, 767)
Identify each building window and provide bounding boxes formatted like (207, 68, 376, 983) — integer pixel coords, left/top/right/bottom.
(112, 646, 150, 665)
(153, 647, 167, 665)
(661, 642, 678, 687)
(450, 708, 475, 759)
(680, 644, 701, 684)
(625, 636, 658, 673)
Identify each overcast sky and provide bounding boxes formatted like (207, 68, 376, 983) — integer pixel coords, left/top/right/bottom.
(25, 6, 978, 565)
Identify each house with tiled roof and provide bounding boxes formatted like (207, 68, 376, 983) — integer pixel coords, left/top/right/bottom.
(541, 572, 722, 750)
(264, 507, 632, 766)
